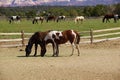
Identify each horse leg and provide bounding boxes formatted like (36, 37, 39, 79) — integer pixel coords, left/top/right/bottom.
(41, 45, 46, 57)
(52, 42, 57, 57)
(75, 44, 80, 56)
(70, 43, 75, 56)
(56, 18, 59, 22)
(32, 20, 34, 24)
(34, 43, 38, 56)
(46, 19, 48, 22)
(36, 20, 38, 24)
(56, 44, 59, 57)
(114, 18, 117, 23)
(41, 20, 43, 24)
(107, 19, 110, 23)
(9, 20, 12, 24)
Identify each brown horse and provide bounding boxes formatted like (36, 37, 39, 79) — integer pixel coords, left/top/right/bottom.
(46, 15, 56, 22)
(25, 30, 51, 57)
(102, 14, 118, 23)
(43, 30, 80, 57)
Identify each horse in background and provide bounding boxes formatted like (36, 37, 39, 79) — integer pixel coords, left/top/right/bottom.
(75, 16, 84, 24)
(32, 17, 44, 24)
(9, 16, 21, 24)
(25, 30, 51, 57)
(56, 15, 66, 22)
(46, 15, 56, 22)
(102, 14, 119, 23)
(43, 30, 80, 57)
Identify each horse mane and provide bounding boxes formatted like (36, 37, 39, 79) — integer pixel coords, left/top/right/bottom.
(28, 31, 41, 44)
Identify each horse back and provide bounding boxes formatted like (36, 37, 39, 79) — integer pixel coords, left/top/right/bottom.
(61, 30, 80, 44)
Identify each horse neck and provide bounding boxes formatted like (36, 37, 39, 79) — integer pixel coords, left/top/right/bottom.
(28, 37, 35, 49)
(28, 41, 33, 50)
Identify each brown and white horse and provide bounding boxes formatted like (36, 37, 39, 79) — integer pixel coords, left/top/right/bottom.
(43, 30, 80, 57)
(25, 30, 80, 57)
(75, 16, 84, 24)
(32, 17, 44, 24)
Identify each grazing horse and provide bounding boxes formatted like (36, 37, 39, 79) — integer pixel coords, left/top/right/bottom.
(25, 30, 51, 57)
(42, 30, 80, 57)
(32, 17, 44, 24)
(56, 15, 66, 22)
(75, 16, 84, 24)
(9, 16, 21, 24)
(46, 15, 56, 22)
(102, 14, 118, 23)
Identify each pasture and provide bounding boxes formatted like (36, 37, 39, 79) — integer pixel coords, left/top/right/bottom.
(0, 18, 120, 80)
(0, 18, 120, 33)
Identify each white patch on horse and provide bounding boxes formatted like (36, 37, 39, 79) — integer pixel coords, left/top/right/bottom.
(35, 17, 40, 20)
(44, 31, 62, 41)
(71, 30, 76, 39)
(12, 16, 17, 19)
(56, 31, 63, 37)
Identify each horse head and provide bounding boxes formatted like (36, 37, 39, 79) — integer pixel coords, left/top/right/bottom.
(25, 43, 33, 57)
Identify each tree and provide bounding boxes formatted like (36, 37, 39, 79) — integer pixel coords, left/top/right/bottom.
(114, 3, 120, 14)
(83, 6, 93, 17)
(25, 10, 36, 18)
(92, 5, 107, 16)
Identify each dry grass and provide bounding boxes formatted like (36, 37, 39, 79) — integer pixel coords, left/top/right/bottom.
(0, 39, 120, 80)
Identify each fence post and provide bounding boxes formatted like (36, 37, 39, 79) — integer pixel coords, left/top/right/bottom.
(21, 30, 25, 47)
(90, 29, 93, 44)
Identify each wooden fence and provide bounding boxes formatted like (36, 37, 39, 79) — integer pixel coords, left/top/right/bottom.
(80, 27, 120, 44)
(0, 27, 120, 47)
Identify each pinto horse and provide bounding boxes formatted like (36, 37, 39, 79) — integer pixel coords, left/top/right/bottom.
(25, 30, 80, 57)
(32, 17, 44, 24)
(102, 14, 118, 23)
(9, 16, 21, 24)
(25, 30, 51, 57)
(56, 15, 66, 22)
(75, 16, 84, 24)
(43, 30, 80, 57)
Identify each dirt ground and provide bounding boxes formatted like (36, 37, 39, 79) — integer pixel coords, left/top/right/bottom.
(0, 39, 120, 80)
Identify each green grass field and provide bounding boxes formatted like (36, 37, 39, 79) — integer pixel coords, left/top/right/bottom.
(0, 18, 120, 33)
(0, 18, 120, 39)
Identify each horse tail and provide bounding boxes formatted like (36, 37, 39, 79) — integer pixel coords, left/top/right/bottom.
(102, 16, 105, 23)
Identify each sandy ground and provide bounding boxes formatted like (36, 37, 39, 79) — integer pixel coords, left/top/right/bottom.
(0, 39, 120, 80)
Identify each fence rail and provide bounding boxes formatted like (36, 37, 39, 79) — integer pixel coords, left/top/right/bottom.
(0, 27, 120, 47)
